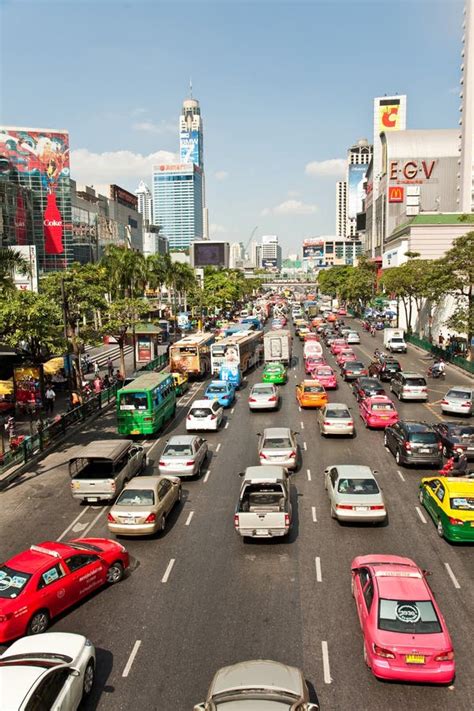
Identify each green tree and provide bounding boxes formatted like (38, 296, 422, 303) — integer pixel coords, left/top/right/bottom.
(102, 245, 147, 300)
(0, 291, 64, 362)
(439, 231, 474, 355)
(0, 247, 32, 295)
(103, 298, 149, 376)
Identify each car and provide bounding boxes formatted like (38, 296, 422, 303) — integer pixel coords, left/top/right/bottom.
(296, 380, 328, 408)
(204, 380, 235, 408)
(359, 395, 399, 429)
(324, 465, 386, 523)
(419, 476, 474, 542)
(257, 427, 298, 470)
(194, 659, 319, 711)
(271, 319, 284, 331)
(352, 377, 385, 402)
(341, 360, 368, 381)
(304, 356, 326, 374)
(262, 362, 287, 384)
(248, 382, 279, 410)
(0, 632, 96, 710)
(384, 420, 442, 467)
(351, 554, 455, 683)
(158, 435, 208, 477)
(433, 422, 474, 459)
(369, 358, 402, 381)
(0, 538, 129, 643)
(337, 307, 347, 316)
(390, 372, 428, 401)
(346, 331, 360, 345)
(440, 386, 474, 416)
(107, 475, 181, 535)
(298, 327, 311, 341)
(311, 365, 337, 389)
(186, 399, 223, 431)
(336, 348, 356, 367)
(330, 338, 348, 355)
(318, 403, 354, 437)
(171, 371, 189, 396)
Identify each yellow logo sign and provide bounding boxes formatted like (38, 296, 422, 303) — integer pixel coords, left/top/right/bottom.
(379, 103, 401, 132)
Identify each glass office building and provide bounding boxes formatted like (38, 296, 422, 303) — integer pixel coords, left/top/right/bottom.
(152, 163, 203, 251)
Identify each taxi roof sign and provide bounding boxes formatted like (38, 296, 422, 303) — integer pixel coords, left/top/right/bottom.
(30, 545, 61, 558)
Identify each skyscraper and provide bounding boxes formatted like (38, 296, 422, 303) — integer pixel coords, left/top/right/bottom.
(179, 98, 204, 169)
(346, 138, 372, 237)
(135, 180, 153, 223)
(458, 0, 473, 212)
(152, 163, 203, 250)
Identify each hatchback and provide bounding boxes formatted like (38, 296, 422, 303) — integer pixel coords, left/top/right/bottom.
(318, 403, 354, 437)
(158, 435, 208, 477)
(186, 399, 223, 431)
(324, 464, 386, 523)
(390, 372, 428, 401)
(262, 362, 287, 384)
(248, 383, 279, 411)
(204, 380, 235, 408)
(384, 420, 442, 467)
(257, 427, 298, 470)
(440, 387, 473, 416)
(341, 360, 368, 381)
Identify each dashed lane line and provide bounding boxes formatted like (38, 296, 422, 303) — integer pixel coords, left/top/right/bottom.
(397, 470, 405, 482)
(82, 507, 107, 537)
(225, 422, 229, 429)
(185, 511, 194, 526)
(303, 441, 307, 451)
(300, 421, 304, 430)
(444, 562, 461, 589)
(307, 469, 312, 481)
(415, 506, 427, 524)
(321, 641, 332, 684)
(122, 640, 142, 678)
(161, 558, 175, 583)
(216, 443, 221, 453)
(315, 556, 322, 582)
(203, 470, 210, 483)
(312, 506, 317, 522)
(57, 506, 91, 542)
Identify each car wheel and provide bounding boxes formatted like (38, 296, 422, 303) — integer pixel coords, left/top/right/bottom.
(106, 561, 124, 584)
(160, 515, 166, 533)
(83, 659, 95, 697)
(177, 486, 182, 503)
(395, 449, 401, 465)
(28, 609, 50, 636)
(437, 519, 445, 538)
(443, 446, 449, 458)
(418, 489, 425, 504)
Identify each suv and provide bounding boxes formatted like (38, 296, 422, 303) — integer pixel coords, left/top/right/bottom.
(390, 372, 428, 401)
(384, 421, 442, 467)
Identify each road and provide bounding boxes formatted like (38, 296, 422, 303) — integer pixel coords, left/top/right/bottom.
(0, 320, 473, 710)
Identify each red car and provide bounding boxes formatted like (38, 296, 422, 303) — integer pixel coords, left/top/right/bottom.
(337, 307, 347, 316)
(336, 348, 356, 367)
(0, 538, 129, 642)
(330, 339, 348, 355)
(304, 356, 326, 374)
(359, 395, 399, 429)
(311, 366, 337, 389)
(351, 554, 455, 684)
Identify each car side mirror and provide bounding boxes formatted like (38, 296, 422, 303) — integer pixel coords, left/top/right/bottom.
(238, 471, 245, 477)
(373, 470, 379, 475)
(69, 668, 81, 677)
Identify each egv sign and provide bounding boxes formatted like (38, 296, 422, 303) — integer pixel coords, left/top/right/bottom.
(389, 160, 436, 182)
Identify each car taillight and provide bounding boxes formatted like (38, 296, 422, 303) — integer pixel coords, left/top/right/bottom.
(284, 513, 290, 526)
(370, 505, 385, 510)
(185, 461, 194, 466)
(438, 442, 443, 451)
(210, 414, 217, 420)
(421, 387, 427, 392)
(248, 397, 256, 402)
(323, 421, 331, 426)
(107, 513, 116, 522)
(348, 421, 353, 426)
(289, 450, 296, 458)
(336, 504, 354, 510)
(110, 480, 116, 490)
(404, 441, 412, 451)
(462, 401, 471, 407)
(373, 644, 395, 659)
(448, 517, 464, 526)
(234, 514, 239, 528)
(435, 651, 454, 662)
(441, 400, 448, 405)
(260, 452, 268, 459)
(268, 396, 277, 401)
(187, 415, 192, 420)
(145, 513, 156, 523)
(144, 416, 153, 421)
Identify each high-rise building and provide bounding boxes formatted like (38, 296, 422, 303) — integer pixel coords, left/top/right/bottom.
(260, 235, 282, 269)
(346, 138, 372, 237)
(152, 163, 203, 251)
(180, 97, 204, 169)
(135, 180, 153, 223)
(229, 241, 243, 268)
(335, 181, 347, 237)
(458, 0, 473, 212)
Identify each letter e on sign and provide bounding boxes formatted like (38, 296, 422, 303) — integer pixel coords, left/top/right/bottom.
(389, 161, 398, 181)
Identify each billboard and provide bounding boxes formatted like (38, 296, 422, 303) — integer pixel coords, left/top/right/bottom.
(377, 97, 403, 132)
(193, 241, 228, 267)
(180, 130, 201, 166)
(388, 186, 404, 203)
(302, 239, 324, 260)
(347, 164, 368, 219)
(110, 184, 138, 210)
(0, 128, 69, 255)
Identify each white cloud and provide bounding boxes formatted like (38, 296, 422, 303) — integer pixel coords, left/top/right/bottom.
(261, 199, 318, 216)
(305, 158, 346, 177)
(260, 207, 271, 217)
(209, 223, 226, 234)
(132, 120, 175, 134)
(214, 170, 229, 181)
(70, 148, 177, 184)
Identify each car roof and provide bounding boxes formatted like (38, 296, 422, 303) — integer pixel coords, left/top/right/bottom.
(366, 395, 392, 403)
(401, 421, 432, 432)
(354, 556, 430, 600)
(0, 667, 46, 707)
(325, 402, 350, 410)
(69, 439, 132, 461)
(447, 386, 473, 394)
(301, 379, 322, 385)
(333, 465, 374, 478)
(207, 380, 229, 387)
(6, 542, 79, 573)
(166, 435, 198, 444)
(263, 427, 291, 437)
(400, 372, 425, 378)
(436, 477, 474, 494)
(190, 399, 216, 408)
(121, 477, 165, 490)
(252, 382, 275, 388)
(210, 659, 303, 698)
(244, 465, 287, 480)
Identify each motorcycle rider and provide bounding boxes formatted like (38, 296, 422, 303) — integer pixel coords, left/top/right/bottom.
(439, 451, 468, 477)
(429, 358, 445, 378)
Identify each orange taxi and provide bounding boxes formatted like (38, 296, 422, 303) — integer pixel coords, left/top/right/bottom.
(296, 379, 328, 408)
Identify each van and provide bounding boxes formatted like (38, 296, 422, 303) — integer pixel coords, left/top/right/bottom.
(69, 439, 146, 503)
(390, 372, 428, 401)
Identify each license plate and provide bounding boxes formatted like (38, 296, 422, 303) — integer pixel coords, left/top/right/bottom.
(256, 529, 268, 535)
(131, 429, 140, 434)
(470, 522, 474, 527)
(88, 497, 98, 502)
(120, 517, 136, 524)
(420, 448, 430, 454)
(405, 654, 425, 664)
(355, 506, 369, 511)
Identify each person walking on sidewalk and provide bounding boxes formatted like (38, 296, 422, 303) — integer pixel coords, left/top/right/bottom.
(45, 386, 56, 414)
(94, 360, 100, 376)
(107, 357, 114, 377)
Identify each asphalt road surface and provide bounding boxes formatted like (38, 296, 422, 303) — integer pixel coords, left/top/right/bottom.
(1, 320, 473, 711)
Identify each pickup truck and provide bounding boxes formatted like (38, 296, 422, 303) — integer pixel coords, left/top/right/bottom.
(234, 465, 292, 539)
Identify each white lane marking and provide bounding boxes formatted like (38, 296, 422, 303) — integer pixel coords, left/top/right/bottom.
(397, 469, 405, 482)
(185, 511, 194, 526)
(225, 422, 229, 429)
(321, 641, 332, 684)
(82, 508, 107, 537)
(303, 441, 307, 451)
(216, 443, 221, 453)
(230, 408, 235, 414)
(71, 522, 88, 533)
(294, 373, 297, 379)
(161, 558, 175, 583)
(444, 562, 461, 589)
(315, 556, 322, 582)
(312, 506, 317, 522)
(146, 437, 161, 456)
(307, 469, 311, 481)
(415, 506, 427, 524)
(203, 470, 210, 483)
(122, 640, 142, 678)
(57, 507, 90, 541)
(300, 421, 304, 430)
(298, 406, 302, 412)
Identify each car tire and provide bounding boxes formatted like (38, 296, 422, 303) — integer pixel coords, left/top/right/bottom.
(28, 609, 50, 636)
(83, 659, 95, 697)
(395, 450, 401, 465)
(443, 446, 449, 458)
(160, 515, 166, 533)
(437, 519, 445, 538)
(418, 489, 425, 504)
(106, 561, 124, 584)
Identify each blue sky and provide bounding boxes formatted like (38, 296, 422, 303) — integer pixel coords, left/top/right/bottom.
(0, 0, 464, 255)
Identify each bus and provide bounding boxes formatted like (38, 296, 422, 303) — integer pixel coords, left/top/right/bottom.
(117, 372, 176, 436)
(210, 330, 263, 375)
(169, 332, 214, 378)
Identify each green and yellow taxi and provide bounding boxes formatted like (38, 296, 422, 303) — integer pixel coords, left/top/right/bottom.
(419, 476, 474, 542)
(262, 362, 287, 385)
(294, 319, 307, 336)
(172, 371, 189, 397)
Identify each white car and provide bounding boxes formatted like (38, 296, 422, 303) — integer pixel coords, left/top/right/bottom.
(441, 387, 474, 416)
(324, 464, 386, 523)
(346, 331, 360, 345)
(248, 383, 280, 411)
(186, 399, 223, 431)
(0, 632, 95, 710)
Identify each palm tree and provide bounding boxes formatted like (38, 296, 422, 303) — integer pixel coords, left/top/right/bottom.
(102, 245, 147, 300)
(0, 247, 31, 294)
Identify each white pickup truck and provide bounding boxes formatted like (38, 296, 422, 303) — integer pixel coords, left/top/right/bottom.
(234, 466, 292, 539)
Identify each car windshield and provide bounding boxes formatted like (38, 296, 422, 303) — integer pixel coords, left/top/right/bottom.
(405, 378, 426, 387)
(116, 489, 155, 506)
(450, 497, 474, 510)
(263, 437, 292, 449)
(346, 362, 364, 369)
(163, 444, 193, 456)
(326, 409, 350, 419)
(304, 385, 324, 393)
(207, 386, 226, 393)
(0, 565, 32, 599)
(372, 403, 394, 411)
(316, 368, 332, 376)
(119, 392, 148, 410)
(190, 408, 212, 417)
(408, 432, 437, 444)
(338, 478, 380, 494)
(378, 599, 442, 634)
(447, 390, 471, 400)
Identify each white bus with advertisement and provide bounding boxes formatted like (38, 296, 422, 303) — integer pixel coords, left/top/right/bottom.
(210, 331, 263, 375)
(169, 333, 215, 378)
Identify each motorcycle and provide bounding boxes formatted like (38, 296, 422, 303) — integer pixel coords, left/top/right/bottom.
(427, 365, 446, 379)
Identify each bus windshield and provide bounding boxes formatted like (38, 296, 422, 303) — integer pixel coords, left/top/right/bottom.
(175, 346, 197, 356)
(119, 392, 148, 410)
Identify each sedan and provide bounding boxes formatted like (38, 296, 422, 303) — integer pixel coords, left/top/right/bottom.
(370, 358, 402, 381)
(351, 554, 455, 684)
(324, 464, 386, 523)
(318, 403, 354, 437)
(107, 476, 181, 536)
(433, 422, 474, 459)
(336, 348, 356, 368)
(312, 365, 337, 389)
(186, 400, 223, 431)
(359, 396, 398, 429)
(194, 659, 319, 710)
(346, 331, 360, 345)
(341, 360, 368, 381)
(419, 476, 474, 542)
(248, 383, 279, 411)
(296, 380, 327, 409)
(440, 387, 474, 416)
(304, 356, 326, 374)
(262, 362, 287, 384)
(330, 339, 348, 355)
(0, 633, 96, 710)
(204, 380, 235, 408)
(158, 435, 208, 477)
(352, 377, 385, 402)
(257, 427, 298, 470)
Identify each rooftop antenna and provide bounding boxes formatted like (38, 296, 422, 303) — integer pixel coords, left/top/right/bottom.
(189, 77, 193, 98)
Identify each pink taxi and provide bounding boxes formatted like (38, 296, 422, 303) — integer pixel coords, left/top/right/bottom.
(336, 348, 356, 368)
(359, 395, 398, 429)
(311, 365, 337, 389)
(330, 339, 348, 355)
(351, 554, 455, 684)
(304, 356, 326, 374)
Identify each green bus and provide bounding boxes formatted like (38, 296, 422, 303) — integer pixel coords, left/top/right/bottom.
(117, 372, 176, 436)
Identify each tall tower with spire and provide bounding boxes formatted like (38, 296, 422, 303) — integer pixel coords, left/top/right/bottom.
(179, 86, 208, 237)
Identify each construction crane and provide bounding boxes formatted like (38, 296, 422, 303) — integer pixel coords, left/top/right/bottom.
(243, 225, 258, 260)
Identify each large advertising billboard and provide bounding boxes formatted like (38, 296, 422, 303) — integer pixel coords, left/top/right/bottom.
(377, 97, 404, 132)
(347, 164, 367, 219)
(302, 239, 324, 260)
(180, 130, 201, 166)
(193, 241, 227, 267)
(110, 184, 138, 210)
(262, 257, 278, 268)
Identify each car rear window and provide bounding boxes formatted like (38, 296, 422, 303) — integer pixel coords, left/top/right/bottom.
(345, 362, 364, 370)
(116, 489, 155, 506)
(163, 444, 193, 456)
(0, 565, 31, 598)
(304, 385, 324, 393)
(408, 432, 437, 444)
(190, 408, 211, 417)
(207, 386, 226, 393)
(447, 390, 471, 400)
(263, 437, 292, 449)
(253, 387, 274, 395)
(404, 378, 426, 387)
(338, 478, 380, 494)
(450, 497, 474, 510)
(326, 409, 350, 418)
(378, 599, 442, 634)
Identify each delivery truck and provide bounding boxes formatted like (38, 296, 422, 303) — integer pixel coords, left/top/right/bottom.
(264, 330, 292, 365)
(383, 328, 407, 353)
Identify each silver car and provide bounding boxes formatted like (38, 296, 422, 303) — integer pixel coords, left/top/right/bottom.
(194, 659, 319, 711)
(441, 387, 474, 416)
(390, 372, 428, 401)
(257, 427, 298, 470)
(324, 464, 386, 523)
(318, 403, 354, 437)
(346, 331, 360, 344)
(158, 435, 208, 477)
(248, 383, 279, 411)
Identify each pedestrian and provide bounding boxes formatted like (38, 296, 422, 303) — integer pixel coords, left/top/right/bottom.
(438, 333, 445, 348)
(94, 360, 100, 376)
(45, 385, 56, 414)
(103, 374, 111, 389)
(70, 391, 82, 409)
(115, 369, 124, 386)
(107, 357, 114, 377)
(93, 376, 102, 394)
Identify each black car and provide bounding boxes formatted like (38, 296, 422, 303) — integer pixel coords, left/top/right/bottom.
(341, 360, 368, 381)
(352, 377, 385, 401)
(384, 421, 442, 468)
(368, 358, 402, 381)
(433, 422, 474, 460)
